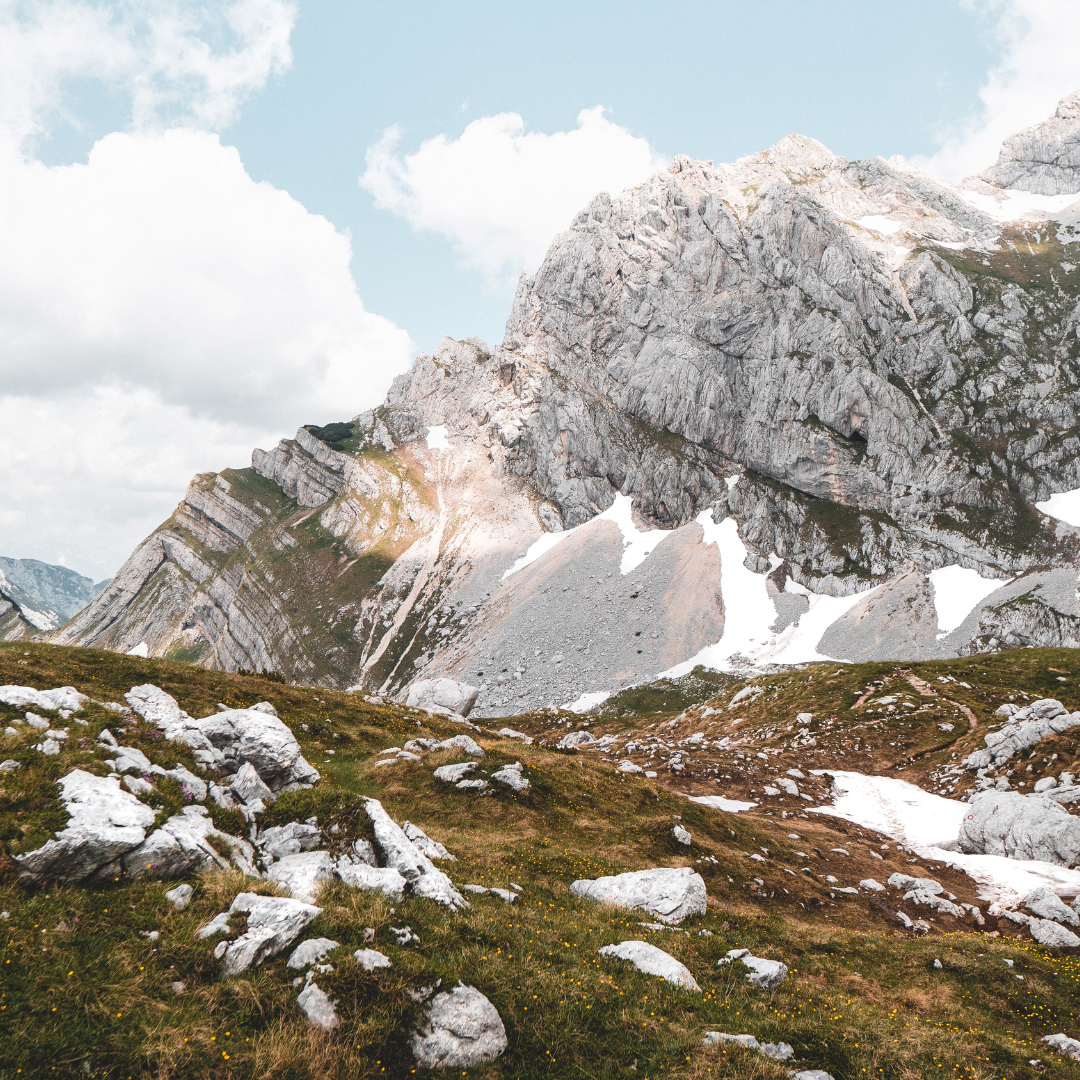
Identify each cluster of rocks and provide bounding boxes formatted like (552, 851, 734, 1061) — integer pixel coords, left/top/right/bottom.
(993, 886, 1080, 948)
(964, 699, 1080, 775)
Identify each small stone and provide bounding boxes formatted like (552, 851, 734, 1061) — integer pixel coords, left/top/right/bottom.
(165, 883, 193, 909)
(171, 980, 187, 995)
(297, 981, 339, 1029)
(25, 713, 49, 730)
(933, 959, 942, 969)
(287, 937, 340, 970)
(456, 779, 488, 790)
(491, 765, 530, 792)
(0, 759, 20, 772)
(673, 825, 692, 846)
(39, 739, 60, 755)
(433, 761, 477, 783)
(196, 911, 231, 939)
(599, 940, 700, 990)
(859, 879, 885, 891)
(433, 734, 484, 757)
(1043, 1033, 1080, 1061)
(719, 948, 788, 991)
(354, 948, 392, 971)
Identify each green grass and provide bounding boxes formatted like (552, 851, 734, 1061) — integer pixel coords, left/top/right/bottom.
(2, 643, 1080, 1078)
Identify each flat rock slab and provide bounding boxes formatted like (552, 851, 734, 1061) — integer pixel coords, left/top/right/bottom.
(411, 983, 507, 1069)
(267, 851, 336, 903)
(599, 940, 700, 990)
(297, 981, 339, 1029)
(701, 1032, 793, 1061)
(720, 948, 789, 991)
(354, 948, 392, 971)
(569, 867, 707, 924)
(434, 762, 476, 783)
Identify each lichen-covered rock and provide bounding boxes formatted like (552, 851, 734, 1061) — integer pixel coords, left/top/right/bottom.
(598, 940, 700, 990)
(959, 791, 1080, 866)
(569, 867, 706, 924)
(411, 983, 507, 1069)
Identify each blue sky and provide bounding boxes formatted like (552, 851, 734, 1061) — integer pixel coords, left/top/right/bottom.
(1, 0, 1077, 578)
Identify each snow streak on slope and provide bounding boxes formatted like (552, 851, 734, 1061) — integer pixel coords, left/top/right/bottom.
(929, 566, 1012, 638)
(501, 493, 671, 580)
(1036, 486, 1080, 528)
(812, 771, 1080, 903)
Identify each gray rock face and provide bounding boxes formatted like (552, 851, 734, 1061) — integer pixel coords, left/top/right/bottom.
(569, 867, 707, 924)
(981, 91, 1080, 195)
(1025, 886, 1080, 927)
(404, 679, 479, 717)
(963, 698, 1080, 770)
(1029, 918, 1080, 948)
(719, 948, 789, 991)
(959, 790, 1080, 866)
(411, 984, 507, 1069)
(598, 940, 701, 990)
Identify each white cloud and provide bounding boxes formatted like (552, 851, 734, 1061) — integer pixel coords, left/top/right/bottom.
(0, 1, 413, 578)
(918, 0, 1080, 181)
(361, 106, 667, 287)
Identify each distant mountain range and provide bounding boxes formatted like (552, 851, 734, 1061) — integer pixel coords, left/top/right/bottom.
(47, 91, 1080, 714)
(0, 557, 110, 637)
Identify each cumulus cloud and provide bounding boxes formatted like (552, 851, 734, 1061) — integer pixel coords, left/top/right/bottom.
(918, 0, 1080, 181)
(0, 1, 413, 578)
(361, 106, 667, 287)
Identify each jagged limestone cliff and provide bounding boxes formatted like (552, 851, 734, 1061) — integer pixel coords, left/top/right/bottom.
(55, 94, 1080, 714)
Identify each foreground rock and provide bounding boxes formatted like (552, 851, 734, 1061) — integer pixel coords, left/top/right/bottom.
(199, 892, 321, 975)
(14, 770, 156, 882)
(297, 982, 339, 1029)
(123, 805, 257, 879)
(404, 679, 479, 718)
(701, 1031, 793, 1061)
(125, 684, 319, 793)
(411, 984, 507, 1069)
(570, 867, 706, 924)
(959, 791, 1080, 866)
(598, 940, 700, 990)
(719, 949, 789, 991)
(1029, 918, 1080, 948)
(0, 685, 87, 712)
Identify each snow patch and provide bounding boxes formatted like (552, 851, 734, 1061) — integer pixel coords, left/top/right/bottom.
(659, 513, 873, 677)
(501, 532, 570, 579)
(1037, 487, 1080, 527)
(565, 691, 610, 713)
(810, 770, 1080, 903)
(684, 794, 757, 814)
(857, 214, 903, 235)
(127, 642, 149, 658)
(959, 187, 1080, 223)
(929, 566, 1010, 638)
(425, 425, 450, 451)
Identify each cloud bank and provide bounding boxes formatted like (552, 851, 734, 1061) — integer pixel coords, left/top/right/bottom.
(919, 0, 1080, 180)
(0, 1, 412, 579)
(361, 106, 667, 287)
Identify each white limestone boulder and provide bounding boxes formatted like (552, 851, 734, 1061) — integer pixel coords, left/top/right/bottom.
(1025, 886, 1080, 927)
(558, 730, 596, 749)
(403, 821, 455, 861)
(14, 769, 155, 882)
(411, 983, 507, 1069)
(569, 867, 706, 924)
(434, 762, 476, 783)
(959, 790, 1080, 866)
(354, 948, 392, 971)
(122, 804, 257, 879)
(0, 685, 87, 712)
(287, 937, 340, 970)
(165, 883, 193, 909)
(598, 940, 700, 990)
(491, 762, 530, 792)
(258, 821, 322, 860)
(335, 858, 407, 898)
(297, 982, 339, 1029)
(433, 735, 484, 758)
(963, 699, 1080, 771)
(404, 678, 479, 718)
(1044, 1033, 1080, 1061)
(1030, 918, 1080, 948)
(218, 892, 321, 975)
(719, 948, 789, 991)
(267, 851, 336, 903)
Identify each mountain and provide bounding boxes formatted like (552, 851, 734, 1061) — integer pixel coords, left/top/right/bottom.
(0, 557, 109, 638)
(55, 94, 1080, 714)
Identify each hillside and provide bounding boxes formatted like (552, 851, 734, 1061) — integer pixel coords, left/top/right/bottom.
(0, 558, 110, 640)
(49, 92, 1080, 705)
(2, 642, 1080, 1078)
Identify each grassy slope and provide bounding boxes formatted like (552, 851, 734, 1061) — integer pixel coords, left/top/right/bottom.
(0, 642, 1079, 1080)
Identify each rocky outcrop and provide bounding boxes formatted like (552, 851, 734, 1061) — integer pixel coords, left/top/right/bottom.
(981, 91, 1080, 195)
(569, 867, 707, 924)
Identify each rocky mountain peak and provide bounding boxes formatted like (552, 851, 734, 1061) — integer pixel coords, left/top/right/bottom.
(981, 88, 1080, 195)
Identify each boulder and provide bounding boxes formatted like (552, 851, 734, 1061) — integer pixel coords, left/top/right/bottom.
(1044, 1033, 1080, 1061)
(433, 735, 484, 758)
(364, 799, 467, 910)
(1030, 918, 1080, 948)
(598, 940, 701, 990)
(959, 791, 1080, 866)
(219, 892, 321, 975)
(491, 763, 530, 792)
(497, 728, 533, 744)
(1025, 886, 1080, 927)
(122, 805, 257, 879)
(404, 679, 479, 718)
(558, 730, 596, 749)
(720, 948, 789, 991)
(0, 685, 87, 712)
(258, 821, 322, 860)
(569, 867, 707, 924)
(411, 983, 507, 1069)
(125, 684, 319, 793)
(287, 937, 340, 970)
(701, 1032, 793, 1061)
(297, 981, 339, 1029)
(335, 859, 407, 898)
(14, 770, 155, 882)
(791, 1073, 836, 1080)
(267, 851, 336, 903)
(354, 948, 392, 971)
(434, 762, 477, 783)
(673, 825, 692, 846)
(456, 779, 488, 790)
(165, 883, 193, 909)
(403, 821, 455, 861)
(860, 879, 885, 892)
(0, 759, 20, 773)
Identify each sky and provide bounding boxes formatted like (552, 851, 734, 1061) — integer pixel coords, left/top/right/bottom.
(1, 0, 1079, 581)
